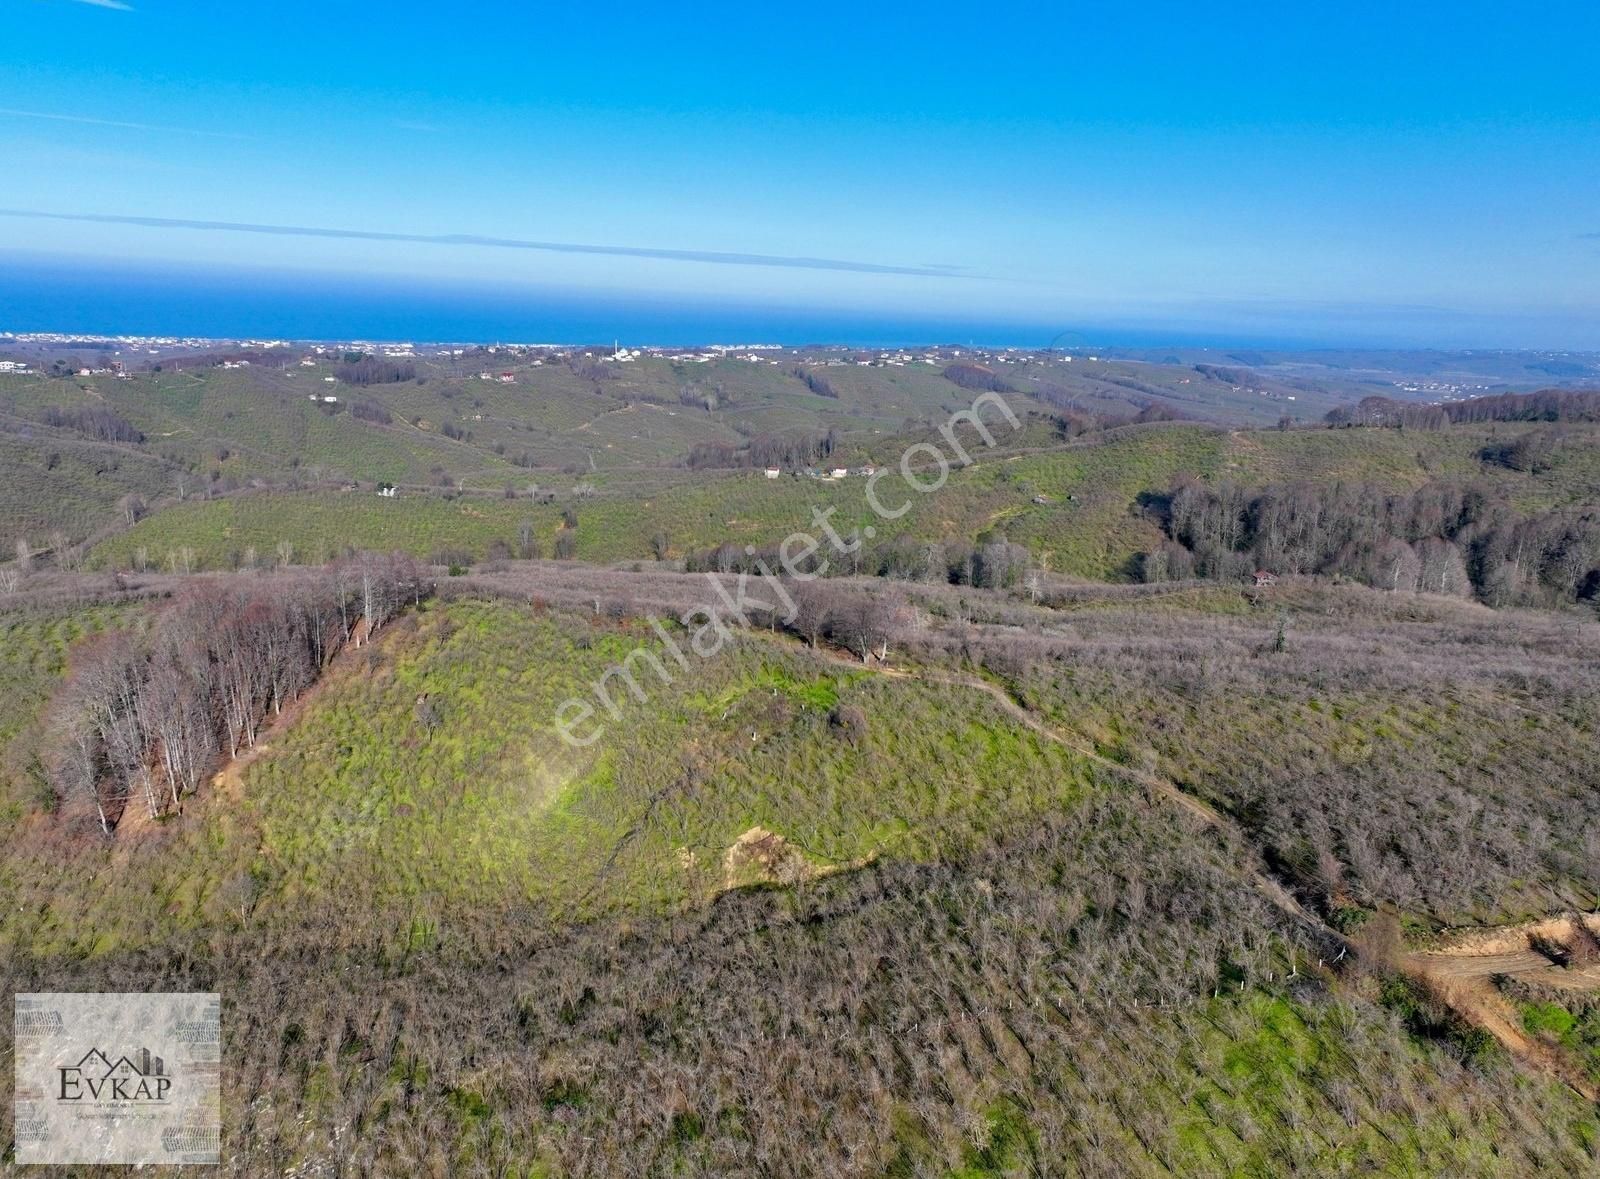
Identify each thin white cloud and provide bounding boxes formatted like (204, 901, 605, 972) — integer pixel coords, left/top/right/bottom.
(67, 0, 135, 10)
(0, 108, 243, 138)
(0, 208, 972, 278)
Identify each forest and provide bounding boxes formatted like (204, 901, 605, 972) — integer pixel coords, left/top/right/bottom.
(1142, 475, 1600, 607)
(1325, 389, 1600, 429)
(336, 356, 419, 386)
(687, 428, 841, 471)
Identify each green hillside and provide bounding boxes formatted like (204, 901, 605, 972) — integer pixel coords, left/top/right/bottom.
(82, 420, 1600, 580)
(0, 432, 177, 555)
(5, 586, 1600, 1174)
(6, 377, 1600, 1173)
(0, 601, 148, 831)
(10, 352, 1599, 571)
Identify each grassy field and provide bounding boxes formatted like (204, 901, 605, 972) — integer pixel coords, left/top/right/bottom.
(2, 356, 1007, 487)
(1, 598, 1097, 952)
(5, 584, 1600, 1173)
(9, 351, 1599, 569)
(0, 601, 149, 835)
(83, 427, 1204, 577)
(80, 419, 1600, 582)
(1517, 995, 1600, 1086)
(0, 348, 1393, 489)
(0, 432, 178, 555)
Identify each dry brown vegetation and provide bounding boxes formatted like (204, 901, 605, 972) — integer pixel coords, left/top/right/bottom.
(864, 578, 1598, 926)
(44, 557, 427, 834)
(5, 566, 1600, 1174)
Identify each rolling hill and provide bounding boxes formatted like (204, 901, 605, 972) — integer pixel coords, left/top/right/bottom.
(73, 418, 1600, 588)
(3, 361, 1600, 1174)
(3, 570, 1600, 1174)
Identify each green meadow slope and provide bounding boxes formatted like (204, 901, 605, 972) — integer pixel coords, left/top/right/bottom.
(3, 584, 1600, 1174)
(8, 349, 1599, 567)
(0, 432, 177, 555)
(82, 420, 1600, 579)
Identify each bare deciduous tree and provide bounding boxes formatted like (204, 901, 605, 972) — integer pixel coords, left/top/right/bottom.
(790, 582, 836, 648)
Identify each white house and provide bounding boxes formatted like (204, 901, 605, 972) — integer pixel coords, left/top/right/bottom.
(829, 467, 848, 479)
(764, 467, 781, 479)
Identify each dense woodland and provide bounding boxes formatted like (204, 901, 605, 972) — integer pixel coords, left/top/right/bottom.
(790, 365, 840, 398)
(336, 356, 420, 386)
(942, 362, 1017, 393)
(1325, 389, 1600, 429)
(682, 534, 1038, 593)
(1143, 476, 1600, 607)
(40, 404, 146, 443)
(687, 428, 841, 471)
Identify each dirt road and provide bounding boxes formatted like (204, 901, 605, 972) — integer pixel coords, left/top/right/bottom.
(782, 635, 1600, 1099)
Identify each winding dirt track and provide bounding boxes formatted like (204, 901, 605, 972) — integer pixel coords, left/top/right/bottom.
(204, 613, 1600, 1100)
(921, 669, 1326, 928)
(793, 637, 1328, 929)
(783, 636, 1600, 1099)
(1405, 915, 1600, 1099)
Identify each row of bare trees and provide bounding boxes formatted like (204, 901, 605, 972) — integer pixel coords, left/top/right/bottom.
(682, 534, 1036, 590)
(1325, 388, 1600, 429)
(334, 357, 416, 386)
(50, 555, 428, 834)
(786, 582, 911, 662)
(1150, 476, 1600, 605)
(41, 404, 146, 443)
(685, 428, 840, 471)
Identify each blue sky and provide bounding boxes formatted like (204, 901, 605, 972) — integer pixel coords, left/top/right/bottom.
(2, 0, 1598, 345)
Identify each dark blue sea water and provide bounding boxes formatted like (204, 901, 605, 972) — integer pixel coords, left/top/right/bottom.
(0, 253, 1343, 349)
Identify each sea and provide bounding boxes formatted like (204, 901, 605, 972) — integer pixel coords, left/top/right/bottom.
(0, 253, 1343, 350)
